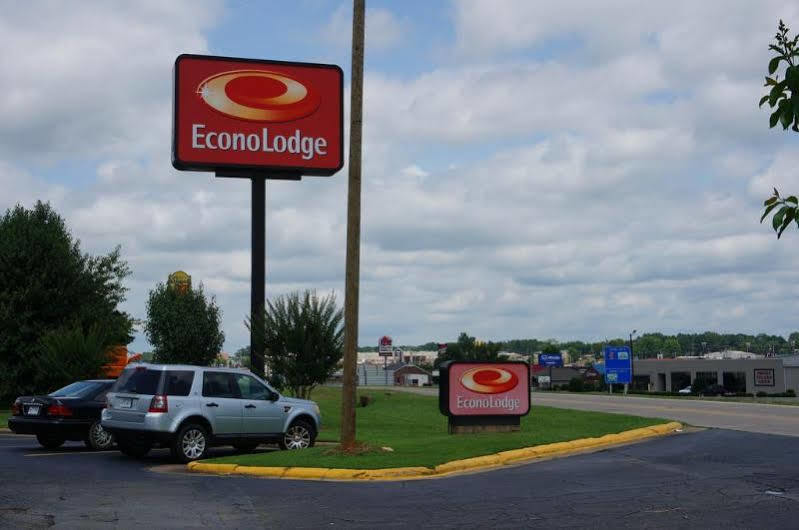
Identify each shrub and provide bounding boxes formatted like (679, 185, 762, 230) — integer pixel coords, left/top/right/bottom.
(786, 389, 796, 397)
(756, 391, 768, 397)
(247, 290, 343, 399)
(36, 325, 112, 393)
(567, 377, 585, 392)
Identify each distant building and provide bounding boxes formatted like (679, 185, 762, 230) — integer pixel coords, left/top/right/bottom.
(393, 364, 432, 386)
(633, 356, 799, 393)
(531, 365, 583, 388)
(702, 350, 763, 360)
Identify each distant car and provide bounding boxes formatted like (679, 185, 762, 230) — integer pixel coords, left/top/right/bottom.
(8, 380, 116, 450)
(102, 364, 322, 463)
(702, 384, 726, 396)
(678, 385, 692, 394)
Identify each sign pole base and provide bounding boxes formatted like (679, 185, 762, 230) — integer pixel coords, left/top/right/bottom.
(448, 416, 520, 435)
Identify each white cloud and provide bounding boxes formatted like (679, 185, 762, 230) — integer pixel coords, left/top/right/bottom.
(0, 1, 221, 162)
(323, 4, 407, 52)
(4, 1, 799, 354)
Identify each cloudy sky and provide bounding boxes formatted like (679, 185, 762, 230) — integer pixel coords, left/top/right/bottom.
(3, 0, 799, 353)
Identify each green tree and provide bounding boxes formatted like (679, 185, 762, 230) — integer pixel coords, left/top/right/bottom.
(760, 20, 799, 236)
(231, 346, 252, 369)
(0, 201, 134, 400)
(662, 337, 681, 357)
(541, 343, 561, 356)
(144, 281, 224, 366)
(435, 332, 504, 366)
(246, 290, 343, 399)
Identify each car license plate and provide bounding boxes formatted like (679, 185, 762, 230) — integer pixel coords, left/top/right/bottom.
(118, 398, 133, 408)
(26, 406, 40, 416)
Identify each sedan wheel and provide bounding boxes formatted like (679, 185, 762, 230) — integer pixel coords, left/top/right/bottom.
(85, 421, 115, 450)
(279, 420, 315, 450)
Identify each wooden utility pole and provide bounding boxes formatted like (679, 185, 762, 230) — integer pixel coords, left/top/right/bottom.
(340, 0, 365, 449)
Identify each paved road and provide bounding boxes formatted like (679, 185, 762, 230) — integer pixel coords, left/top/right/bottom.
(531, 393, 799, 437)
(389, 387, 799, 437)
(1, 429, 798, 528)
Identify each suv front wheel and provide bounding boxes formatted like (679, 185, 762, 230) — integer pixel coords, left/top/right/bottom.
(279, 419, 316, 450)
(172, 423, 209, 463)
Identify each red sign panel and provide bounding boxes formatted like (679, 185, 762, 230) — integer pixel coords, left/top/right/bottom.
(446, 362, 530, 416)
(378, 335, 393, 356)
(173, 54, 343, 176)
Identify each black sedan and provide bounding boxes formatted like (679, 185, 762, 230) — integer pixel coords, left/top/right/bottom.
(8, 380, 115, 450)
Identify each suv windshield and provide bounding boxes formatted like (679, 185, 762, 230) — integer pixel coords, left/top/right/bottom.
(49, 381, 105, 398)
(113, 367, 163, 395)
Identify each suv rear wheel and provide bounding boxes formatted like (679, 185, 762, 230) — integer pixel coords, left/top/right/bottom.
(279, 419, 316, 450)
(172, 423, 209, 463)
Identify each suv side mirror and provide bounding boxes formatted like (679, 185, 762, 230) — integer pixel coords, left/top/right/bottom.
(269, 391, 279, 401)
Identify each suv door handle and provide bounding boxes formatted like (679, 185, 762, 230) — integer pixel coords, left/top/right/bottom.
(245, 404, 256, 409)
(205, 402, 219, 407)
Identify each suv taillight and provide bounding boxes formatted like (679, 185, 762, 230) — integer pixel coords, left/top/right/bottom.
(11, 400, 21, 416)
(148, 395, 168, 413)
(47, 403, 73, 417)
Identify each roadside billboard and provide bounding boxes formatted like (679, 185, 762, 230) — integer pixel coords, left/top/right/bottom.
(539, 353, 563, 367)
(378, 336, 393, 357)
(173, 54, 343, 175)
(604, 346, 632, 384)
(439, 361, 531, 417)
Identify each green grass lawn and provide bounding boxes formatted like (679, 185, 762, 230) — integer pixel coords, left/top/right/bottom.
(0, 410, 10, 427)
(207, 386, 666, 469)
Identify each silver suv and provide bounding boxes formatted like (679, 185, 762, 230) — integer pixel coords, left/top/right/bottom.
(101, 364, 321, 463)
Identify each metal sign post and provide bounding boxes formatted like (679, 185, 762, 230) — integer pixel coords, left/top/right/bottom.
(251, 175, 266, 374)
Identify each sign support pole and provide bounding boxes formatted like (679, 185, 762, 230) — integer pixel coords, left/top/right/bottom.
(340, 0, 365, 450)
(250, 175, 266, 377)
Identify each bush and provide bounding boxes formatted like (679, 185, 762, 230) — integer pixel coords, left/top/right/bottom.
(36, 325, 112, 393)
(248, 290, 343, 399)
(756, 391, 768, 397)
(786, 389, 796, 397)
(567, 377, 585, 392)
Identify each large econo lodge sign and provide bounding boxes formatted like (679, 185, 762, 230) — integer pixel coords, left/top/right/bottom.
(172, 54, 343, 175)
(439, 361, 530, 418)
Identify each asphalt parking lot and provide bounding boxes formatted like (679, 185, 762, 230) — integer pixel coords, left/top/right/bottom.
(2, 427, 799, 529)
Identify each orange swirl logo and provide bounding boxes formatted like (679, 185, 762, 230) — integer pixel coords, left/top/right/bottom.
(460, 367, 519, 394)
(197, 70, 320, 122)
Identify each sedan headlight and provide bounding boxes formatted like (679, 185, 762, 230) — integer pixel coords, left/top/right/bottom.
(312, 403, 320, 416)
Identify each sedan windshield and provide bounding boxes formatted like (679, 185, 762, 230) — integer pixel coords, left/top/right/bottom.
(49, 381, 105, 398)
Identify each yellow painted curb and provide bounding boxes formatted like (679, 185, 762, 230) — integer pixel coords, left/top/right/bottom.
(282, 467, 330, 479)
(434, 454, 502, 474)
(186, 421, 682, 481)
(233, 466, 288, 478)
(188, 463, 239, 474)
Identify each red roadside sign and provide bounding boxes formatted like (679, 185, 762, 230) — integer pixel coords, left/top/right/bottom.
(172, 54, 343, 176)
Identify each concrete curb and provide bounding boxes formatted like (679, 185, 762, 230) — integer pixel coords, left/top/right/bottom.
(187, 421, 682, 481)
